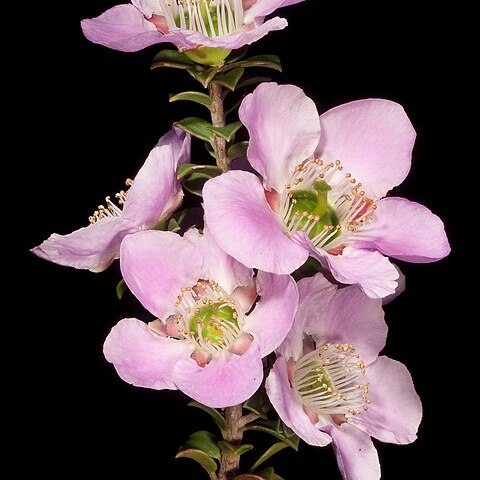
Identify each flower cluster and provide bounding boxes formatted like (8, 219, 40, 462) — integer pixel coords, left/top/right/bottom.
(33, 2, 450, 479)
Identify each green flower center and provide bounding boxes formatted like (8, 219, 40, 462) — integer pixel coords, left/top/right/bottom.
(292, 343, 370, 417)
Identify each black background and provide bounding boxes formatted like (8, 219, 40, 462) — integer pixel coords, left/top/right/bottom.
(19, 1, 464, 478)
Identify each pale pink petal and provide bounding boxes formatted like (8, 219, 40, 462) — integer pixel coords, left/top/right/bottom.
(173, 340, 263, 408)
(131, 0, 160, 17)
(244, 271, 298, 357)
(104, 318, 192, 390)
(382, 265, 405, 305)
(349, 356, 422, 445)
(316, 99, 416, 198)
(120, 231, 203, 319)
(81, 5, 174, 52)
(203, 171, 309, 274)
(323, 423, 381, 480)
(356, 197, 450, 263)
(313, 247, 399, 299)
(265, 358, 332, 446)
(232, 281, 258, 313)
(122, 127, 190, 226)
(177, 17, 288, 50)
(31, 217, 137, 272)
(309, 284, 387, 364)
(277, 273, 337, 360)
(244, 0, 305, 23)
(239, 83, 320, 192)
(184, 227, 253, 294)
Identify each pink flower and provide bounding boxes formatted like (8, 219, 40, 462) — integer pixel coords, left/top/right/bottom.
(265, 273, 422, 480)
(104, 227, 298, 408)
(32, 128, 190, 272)
(81, 0, 303, 53)
(203, 83, 450, 298)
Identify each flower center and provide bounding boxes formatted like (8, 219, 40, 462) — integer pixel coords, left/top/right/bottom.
(174, 280, 244, 354)
(89, 178, 133, 223)
(292, 343, 370, 417)
(159, 0, 244, 37)
(279, 158, 376, 252)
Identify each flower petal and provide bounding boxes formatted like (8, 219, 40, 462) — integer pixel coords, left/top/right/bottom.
(244, 271, 298, 357)
(312, 246, 399, 299)
(173, 340, 263, 408)
(309, 284, 387, 364)
(81, 5, 176, 52)
(203, 170, 309, 274)
(382, 264, 405, 305)
(349, 356, 422, 445)
(123, 128, 190, 226)
(104, 318, 192, 390)
(177, 17, 288, 50)
(120, 230, 203, 319)
(356, 197, 450, 263)
(277, 273, 337, 360)
(316, 99, 416, 198)
(244, 0, 305, 23)
(31, 217, 137, 272)
(324, 423, 381, 480)
(265, 358, 332, 446)
(184, 227, 253, 294)
(239, 83, 321, 192)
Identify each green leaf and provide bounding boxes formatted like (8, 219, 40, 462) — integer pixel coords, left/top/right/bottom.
(116, 279, 127, 300)
(236, 55, 282, 72)
(225, 46, 249, 63)
(218, 441, 254, 456)
(236, 75, 272, 89)
(205, 141, 216, 159)
(256, 468, 285, 480)
(174, 117, 215, 142)
(183, 172, 212, 196)
(208, 122, 242, 142)
(212, 67, 245, 91)
(249, 443, 288, 473)
(175, 449, 218, 479)
(169, 91, 213, 108)
(243, 385, 268, 420)
(244, 421, 299, 450)
(188, 67, 219, 88)
(184, 431, 221, 459)
(177, 163, 222, 180)
(167, 217, 181, 233)
(151, 49, 196, 70)
(188, 401, 226, 430)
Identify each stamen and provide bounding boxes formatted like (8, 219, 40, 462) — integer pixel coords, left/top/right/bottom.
(89, 178, 133, 223)
(292, 344, 370, 417)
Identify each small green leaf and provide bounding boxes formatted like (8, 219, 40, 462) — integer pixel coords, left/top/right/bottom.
(116, 279, 127, 300)
(256, 468, 285, 480)
(244, 421, 299, 450)
(188, 401, 227, 430)
(169, 91, 213, 108)
(208, 122, 242, 142)
(225, 46, 249, 63)
(236, 75, 272, 89)
(151, 49, 196, 70)
(177, 163, 222, 180)
(249, 443, 288, 473)
(175, 449, 218, 479)
(236, 55, 282, 72)
(218, 441, 254, 456)
(184, 431, 221, 459)
(188, 67, 219, 88)
(174, 117, 215, 142)
(205, 141, 216, 159)
(243, 386, 269, 420)
(212, 67, 245, 91)
(167, 217, 181, 233)
(183, 172, 212, 196)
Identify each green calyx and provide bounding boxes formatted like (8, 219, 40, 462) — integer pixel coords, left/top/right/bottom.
(184, 46, 232, 66)
(189, 302, 238, 345)
(289, 180, 340, 243)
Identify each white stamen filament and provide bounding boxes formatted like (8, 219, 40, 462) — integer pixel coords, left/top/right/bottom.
(174, 279, 245, 355)
(158, 0, 244, 37)
(89, 178, 133, 224)
(292, 343, 370, 417)
(278, 157, 377, 251)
